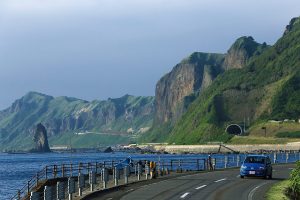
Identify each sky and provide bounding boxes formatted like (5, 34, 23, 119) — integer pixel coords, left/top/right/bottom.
(0, 0, 300, 109)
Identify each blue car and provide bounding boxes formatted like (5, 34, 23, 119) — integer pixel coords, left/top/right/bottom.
(240, 155, 272, 179)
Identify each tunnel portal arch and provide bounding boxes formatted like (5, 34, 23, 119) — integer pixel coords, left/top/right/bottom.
(225, 124, 243, 135)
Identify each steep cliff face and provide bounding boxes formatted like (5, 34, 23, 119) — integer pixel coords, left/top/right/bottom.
(155, 53, 225, 124)
(143, 36, 269, 143)
(223, 36, 268, 70)
(169, 17, 300, 144)
(32, 123, 51, 152)
(0, 92, 154, 151)
(153, 37, 267, 128)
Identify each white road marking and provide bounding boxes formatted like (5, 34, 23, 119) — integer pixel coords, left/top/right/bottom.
(180, 192, 190, 198)
(214, 178, 227, 182)
(289, 168, 294, 170)
(248, 182, 269, 200)
(236, 175, 240, 178)
(195, 185, 207, 190)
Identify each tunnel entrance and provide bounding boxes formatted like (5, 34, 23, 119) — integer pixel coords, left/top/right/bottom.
(225, 124, 243, 135)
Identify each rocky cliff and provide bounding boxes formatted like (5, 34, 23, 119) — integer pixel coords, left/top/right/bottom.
(0, 92, 154, 151)
(168, 16, 300, 144)
(155, 53, 225, 125)
(32, 123, 51, 152)
(153, 37, 267, 128)
(223, 36, 268, 70)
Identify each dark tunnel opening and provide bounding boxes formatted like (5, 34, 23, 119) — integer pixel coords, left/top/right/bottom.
(226, 124, 243, 135)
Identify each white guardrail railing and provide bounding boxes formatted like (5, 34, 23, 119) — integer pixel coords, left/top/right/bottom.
(10, 152, 300, 200)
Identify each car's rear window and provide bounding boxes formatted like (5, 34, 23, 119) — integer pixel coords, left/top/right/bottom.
(244, 156, 265, 164)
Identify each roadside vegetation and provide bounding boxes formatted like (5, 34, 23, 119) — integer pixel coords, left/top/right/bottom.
(266, 180, 289, 200)
(288, 161, 300, 199)
(267, 161, 300, 200)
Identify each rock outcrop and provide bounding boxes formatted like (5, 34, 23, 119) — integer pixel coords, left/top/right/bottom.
(155, 52, 225, 124)
(284, 17, 300, 35)
(103, 146, 113, 153)
(153, 37, 268, 127)
(33, 123, 51, 152)
(223, 36, 268, 70)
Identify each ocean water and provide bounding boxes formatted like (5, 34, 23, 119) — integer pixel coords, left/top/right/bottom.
(0, 152, 213, 199)
(1, 152, 294, 199)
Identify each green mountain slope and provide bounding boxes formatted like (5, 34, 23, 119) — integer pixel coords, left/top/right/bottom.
(168, 17, 300, 144)
(141, 36, 268, 143)
(0, 92, 154, 151)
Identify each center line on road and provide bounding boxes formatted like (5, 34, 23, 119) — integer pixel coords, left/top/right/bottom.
(214, 178, 227, 182)
(180, 192, 190, 198)
(195, 185, 207, 190)
(248, 182, 269, 200)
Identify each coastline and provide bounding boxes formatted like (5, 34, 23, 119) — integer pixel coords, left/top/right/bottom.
(138, 142, 300, 154)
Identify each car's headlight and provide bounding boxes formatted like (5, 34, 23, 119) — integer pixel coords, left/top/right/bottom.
(241, 165, 247, 169)
(259, 166, 265, 170)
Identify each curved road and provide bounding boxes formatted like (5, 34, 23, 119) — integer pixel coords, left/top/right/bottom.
(91, 164, 294, 200)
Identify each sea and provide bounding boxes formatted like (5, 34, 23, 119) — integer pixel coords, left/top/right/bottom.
(1, 151, 293, 199)
(0, 152, 216, 199)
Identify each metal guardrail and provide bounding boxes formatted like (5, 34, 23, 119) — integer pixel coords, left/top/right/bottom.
(10, 151, 300, 200)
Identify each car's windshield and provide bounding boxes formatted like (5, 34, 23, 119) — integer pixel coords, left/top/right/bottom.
(244, 156, 265, 164)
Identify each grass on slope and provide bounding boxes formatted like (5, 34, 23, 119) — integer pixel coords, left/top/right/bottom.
(138, 123, 172, 143)
(228, 136, 290, 144)
(248, 122, 300, 137)
(266, 180, 290, 200)
(276, 131, 300, 138)
(49, 132, 132, 148)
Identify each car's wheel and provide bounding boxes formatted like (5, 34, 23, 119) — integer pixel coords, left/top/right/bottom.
(240, 175, 244, 179)
(269, 173, 272, 179)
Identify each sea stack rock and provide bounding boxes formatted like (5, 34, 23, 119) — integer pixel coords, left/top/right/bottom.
(33, 123, 51, 152)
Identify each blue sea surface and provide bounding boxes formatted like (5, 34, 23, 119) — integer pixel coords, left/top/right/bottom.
(1, 152, 293, 199)
(0, 152, 212, 199)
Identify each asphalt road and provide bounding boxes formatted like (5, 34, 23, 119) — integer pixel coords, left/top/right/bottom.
(90, 164, 294, 200)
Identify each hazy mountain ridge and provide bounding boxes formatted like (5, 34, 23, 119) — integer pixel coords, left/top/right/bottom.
(0, 92, 154, 150)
